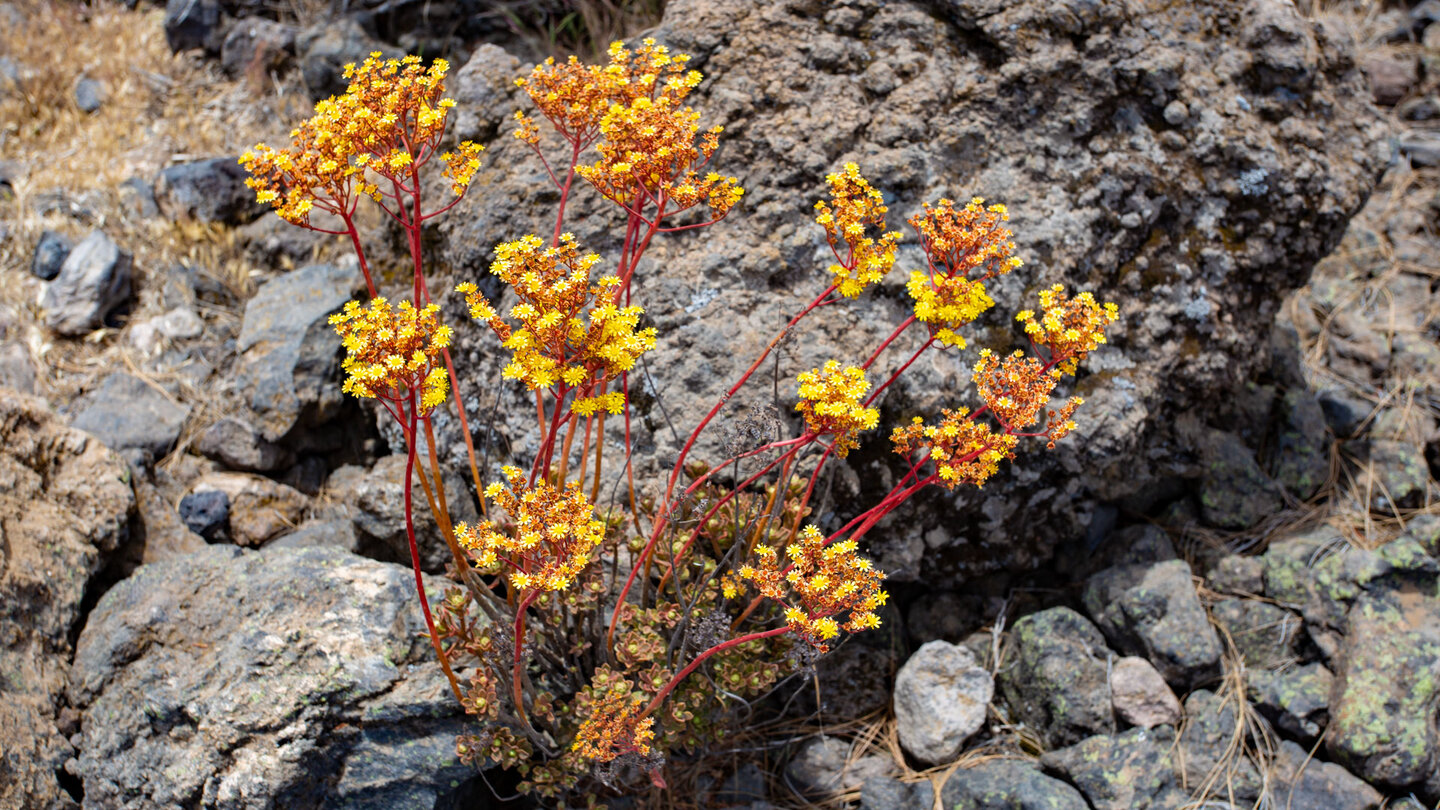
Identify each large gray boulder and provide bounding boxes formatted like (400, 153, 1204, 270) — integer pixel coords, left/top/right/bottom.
(235, 263, 357, 444)
(0, 390, 133, 810)
(433, 0, 1386, 586)
(68, 545, 479, 810)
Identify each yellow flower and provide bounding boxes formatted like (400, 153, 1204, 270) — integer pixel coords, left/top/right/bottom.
(794, 360, 879, 457)
(329, 297, 451, 414)
(1016, 285, 1120, 375)
(891, 407, 1019, 490)
(454, 467, 606, 592)
(813, 163, 901, 298)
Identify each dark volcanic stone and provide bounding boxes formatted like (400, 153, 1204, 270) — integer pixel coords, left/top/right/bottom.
(178, 489, 230, 542)
(30, 229, 70, 280)
(997, 607, 1115, 748)
(70, 373, 190, 466)
(41, 230, 132, 336)
(939, 759, 1088, 810)
(155, 157, 265, 225)
(1082, 560, 1223, 689)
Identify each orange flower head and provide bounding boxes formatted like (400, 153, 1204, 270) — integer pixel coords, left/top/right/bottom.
(891, 408, 1019, 489)
(737, 525, 887, 653)
(573, 688, 655, 762)
(454, 466, 606, 592)
(1015, 285, 1120, 375)
(813, 163, 902, 298)
(972, 349, 1058, 431)
(909, 197, 1022, 281)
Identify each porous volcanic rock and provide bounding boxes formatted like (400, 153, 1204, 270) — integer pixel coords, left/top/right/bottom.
(0, 390, 134, 810)
(433, 0, 1387, 587)
(68, 545, 478, 810)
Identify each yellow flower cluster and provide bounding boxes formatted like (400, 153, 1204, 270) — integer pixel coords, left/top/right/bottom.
(456, 234, 656, 400)
(242, 53, 483, 224)
(454, 466, 605, 592)
(906, 272, 995, 348)
(794, 361, 879, 458)
(909, 197, 1023, 280)
(578, 96, 743, 219)
(972, 349, 1059, 431)
(516, 38, 699, 146)
(572, 688, 655, 762)
(813, 163, 902, 298)
(738, 525, 887, 652)
(891, 408, 1019, 489)
(329, 297, 452, 412)
(1016, 285, 1120, 375)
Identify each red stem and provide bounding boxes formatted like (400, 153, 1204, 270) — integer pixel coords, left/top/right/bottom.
(640, 626, 791, 718)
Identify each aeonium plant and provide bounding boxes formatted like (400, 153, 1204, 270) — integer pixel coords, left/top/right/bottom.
(242, 40, 1119, 801)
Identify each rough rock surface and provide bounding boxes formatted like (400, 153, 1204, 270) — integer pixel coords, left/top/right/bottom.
(784, 736, 895, 796)
(69, 372, 191, 466)
(234, 263, 357, 444)
(191, 472, 308, 546)
(0, 390, 133, 810)
(892, 640, 992, 765)
(68, 545, 478, 810)
(1109, 656, 1182, 729)
(938, 759, 1088, 810)
(860, 776, 933, 810)
(1083, 559, 1222, 689)
(1249, 662, 1332, 745)
(996, 607, 1114, 748)
(41, 230, 133, 336)
(1177, 690, 1263, 802)
(346, 454, 478, 573)
(195, 416, 296, 472)
(155, 157, 265, 225)
(434, 0, 1386, 586)
(1270, 739, 1383, 810)
(1040, 726, 1184, 810)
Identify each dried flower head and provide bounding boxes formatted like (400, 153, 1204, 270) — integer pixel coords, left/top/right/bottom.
(573, 688, 655, 762)
(330, 297, 451, 412)
(794, 361, 879, 457)
(814, 163, 902, 298)
(909, 197, 1022, 280)
(891, 408, 1019, 488)
(738, 525, 887, 652)
(1016, 285, 1120, 374)
(457, 234, 656, 404)
(972, 349, 1058, 431)
(241, 53, 483, 226)
(455, 466, 606, 592)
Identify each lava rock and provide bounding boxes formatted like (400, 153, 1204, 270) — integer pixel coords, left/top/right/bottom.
(163, 0, 223, 53)
(1082, 560, 1223, 689)
(74, 75, 105, 112)
(1209, 598, 1303, 670)
(1404, 513, 1440, 557)
(1316, 387, 1371, 438)
(1110, 656, 1182, 729)
(893, 640, 993, 765)
(68, 545, 476, 810)
(1360, 439, 1430, 511)
(861, 776, 933, 810)
(1195, 428, 1284, 530)
(31, 229, 70, 280)
(1363, 53, 1419, 106)
(195, 416, 295, 472)
(70, 373, 190, 466)
(997, 608, 1115, 748)
(1249, 663, 1333, 745)
(1209, 554, 1264, 595)
(192, 472, 308, 547)
(785, 736, 895, 796)
(450, 44, 522, 143)
(220, 17, 294, 78)
(155, 157, 265, 225)
(1327, 571, 1440, 796)
(41, 230, 132, 336)
(297, 18, 393, 100)
(714, 762, 767, 805)
(1269, 740, 1383, 810)
(1041, 727, 1184, 810)
(118, 176, 159, 219)
(235, 263, 357, 443)
(1177, 690, 1263, 802)
(265, 518, 360, 554)
(1269, 389, 1331, 499)
(178, 488, 230, 541)
(131, 477, 207, 564)
(0, 390, 133, 810)
(939, 759, 1088, 810)
(348, 454, 478, 573)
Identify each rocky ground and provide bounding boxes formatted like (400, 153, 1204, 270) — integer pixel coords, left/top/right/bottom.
(0, 0, 1438, 808)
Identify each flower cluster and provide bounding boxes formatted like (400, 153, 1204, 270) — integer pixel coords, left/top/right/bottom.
(794, 361, 879, 457)
(516, 38, 699, 147)
(1016, 285, 1120, 374)
(455, 466, 606, 592)
(906, 271, 995, 348)
(814, 163, 902, 298)
(973, 350, 1057, 431)
(737, 525, 887, 652)
(910, 197, 1022, 280)
(329, 297, 451, 412)
(891, 408, 1019, 489)
(457, 234, 656, 401)
(572, 688, 655, 763)
(241, 53, 482, 225)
